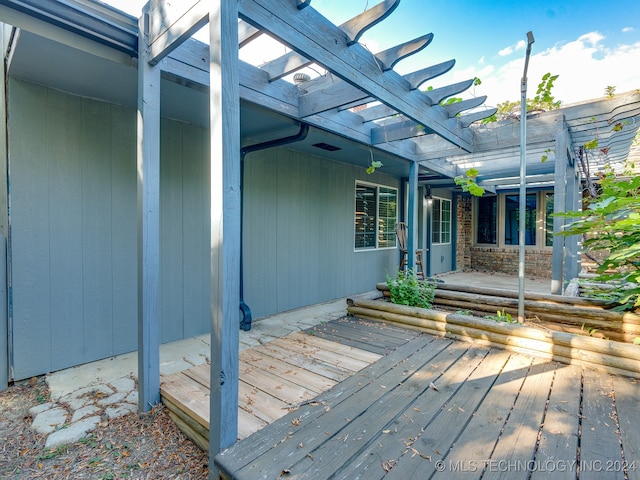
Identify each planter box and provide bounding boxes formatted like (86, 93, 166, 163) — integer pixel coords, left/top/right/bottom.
(347, 297, 640, 379)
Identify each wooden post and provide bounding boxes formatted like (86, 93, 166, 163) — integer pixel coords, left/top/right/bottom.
(136, 5, 161, 413)
(406, 160, 418, 270)
(565, 156, 580, 281)
(209, 0, 241, 472)
(551, 125, 567, 294)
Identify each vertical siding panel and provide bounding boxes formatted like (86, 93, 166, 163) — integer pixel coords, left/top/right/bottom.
(110, 105, 137, 354)
(81, 98, 114, 361)
(200, 128, 211, 333)
(275, 149, 292, 311)
(9, 81, 52, 378)
(243, 152, 277, 318)
(182, 124, 208, 336)
(47, 88, 85, 372)
(160, 119, 184, 342)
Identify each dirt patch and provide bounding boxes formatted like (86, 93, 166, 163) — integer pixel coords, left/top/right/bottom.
(0, 378, 209, 479)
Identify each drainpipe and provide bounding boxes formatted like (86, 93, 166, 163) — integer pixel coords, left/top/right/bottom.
(238, 122, 309, 331)
(518, 32, 534, 323)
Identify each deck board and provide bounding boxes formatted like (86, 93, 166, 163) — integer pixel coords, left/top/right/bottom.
(161, 317, 400, 448)
(530, 365, 581, 480)
(308, 316, 420, 354)
(610, 375, 640, 480)
(160, 315, 638, 480)
(216, 334, 445, 476)
(580, 367, 625, 480)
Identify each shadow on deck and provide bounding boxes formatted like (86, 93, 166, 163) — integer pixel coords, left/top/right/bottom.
(161, 316, 639, 480)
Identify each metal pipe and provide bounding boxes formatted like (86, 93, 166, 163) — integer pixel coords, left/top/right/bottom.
(518, 31, 534, 323)
(238, 122, 309, 330)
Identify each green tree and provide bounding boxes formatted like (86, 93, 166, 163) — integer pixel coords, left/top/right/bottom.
(559, 164, 640, 311)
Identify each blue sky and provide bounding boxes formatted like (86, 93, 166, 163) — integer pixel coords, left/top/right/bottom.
(105, 0, 639, 107)
(309, 0, 640, 106)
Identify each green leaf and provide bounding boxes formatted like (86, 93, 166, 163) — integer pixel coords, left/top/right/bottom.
(465, 168, 479, 178)
(583, 139, 599, 150)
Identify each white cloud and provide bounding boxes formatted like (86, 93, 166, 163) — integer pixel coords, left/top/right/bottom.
(498, 39, 527, 57)
(498, 45, 514, 57)
(622, 27, 634, 33)
(458, 32, 640, 106)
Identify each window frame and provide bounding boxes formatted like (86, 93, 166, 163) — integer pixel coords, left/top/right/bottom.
(431, 197, 452, 245)
(473, 191, 554, 249)
(354, 181, 398, 251)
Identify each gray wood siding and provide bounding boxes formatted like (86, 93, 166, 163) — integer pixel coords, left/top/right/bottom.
(9, 80, 210, 379)
(8, 79, 398, 379)
(242, 148, 399, 318)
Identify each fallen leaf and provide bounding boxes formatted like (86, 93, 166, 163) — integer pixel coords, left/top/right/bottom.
(429, 382, 439, 391)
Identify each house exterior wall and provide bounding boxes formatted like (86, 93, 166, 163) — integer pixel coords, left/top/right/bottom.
(242, 148, 399, 319)
(7, 79, 398, 380)
(455, 193, 553, 277)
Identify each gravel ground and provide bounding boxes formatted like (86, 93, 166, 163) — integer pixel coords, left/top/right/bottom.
(0, 377, 209, 479)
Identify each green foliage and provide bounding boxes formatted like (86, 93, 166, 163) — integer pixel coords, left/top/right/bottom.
(541, 148, 553, 163)
(386, 269, 436, 309)
(481, 73, 561, 123)
(605, 86, 616, 98)
(530, 72, 561, 111)
(454, 168, 485, 197)
(366, 160, 383, 174)
(485, 308, 513, 323)
(558, 165, 640, 311)
(583, 138, 599, 150)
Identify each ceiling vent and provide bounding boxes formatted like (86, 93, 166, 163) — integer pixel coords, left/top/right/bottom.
(312, 142, 341, 152)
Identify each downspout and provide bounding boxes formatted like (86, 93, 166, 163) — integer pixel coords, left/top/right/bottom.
(238, 122, 309, 331)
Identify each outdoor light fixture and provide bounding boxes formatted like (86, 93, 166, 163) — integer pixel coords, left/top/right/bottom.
(425, 185, 432, 200)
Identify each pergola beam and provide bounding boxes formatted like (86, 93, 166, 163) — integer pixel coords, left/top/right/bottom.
(258, 0, 399, 82)
(238, 19, 261, 47)
(239, 0, 474, 151)
(302, 56, 456, 118)
(418, 158, 462, 179)
(147, 0, 208, 64)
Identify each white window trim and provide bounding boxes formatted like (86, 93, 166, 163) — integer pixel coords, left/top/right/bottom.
(354, 181, 398, 251)
(432, 196, 452, 245)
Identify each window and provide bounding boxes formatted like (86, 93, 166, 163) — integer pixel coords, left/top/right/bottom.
(474, 191, 553, 248)
(354, 183, 397, 249)
(476, 196, 497, 244)
(432, 198, 451, 244)
(504, 193, 536, 245)
(544, 192, 554, 247)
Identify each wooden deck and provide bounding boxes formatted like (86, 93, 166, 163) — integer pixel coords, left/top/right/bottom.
(213, 318, 640, 480)
(160, 317, 420, 450)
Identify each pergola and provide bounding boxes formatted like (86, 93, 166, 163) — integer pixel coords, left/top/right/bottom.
(1, 0, 639, 474)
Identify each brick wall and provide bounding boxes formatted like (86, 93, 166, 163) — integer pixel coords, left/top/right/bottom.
(469, 247, 553, 277)
(456, 195, 472, 270)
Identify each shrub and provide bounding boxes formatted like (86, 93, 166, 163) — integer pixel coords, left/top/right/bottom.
(558, 165, 640, 311)
(386, 269, 435, 309)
